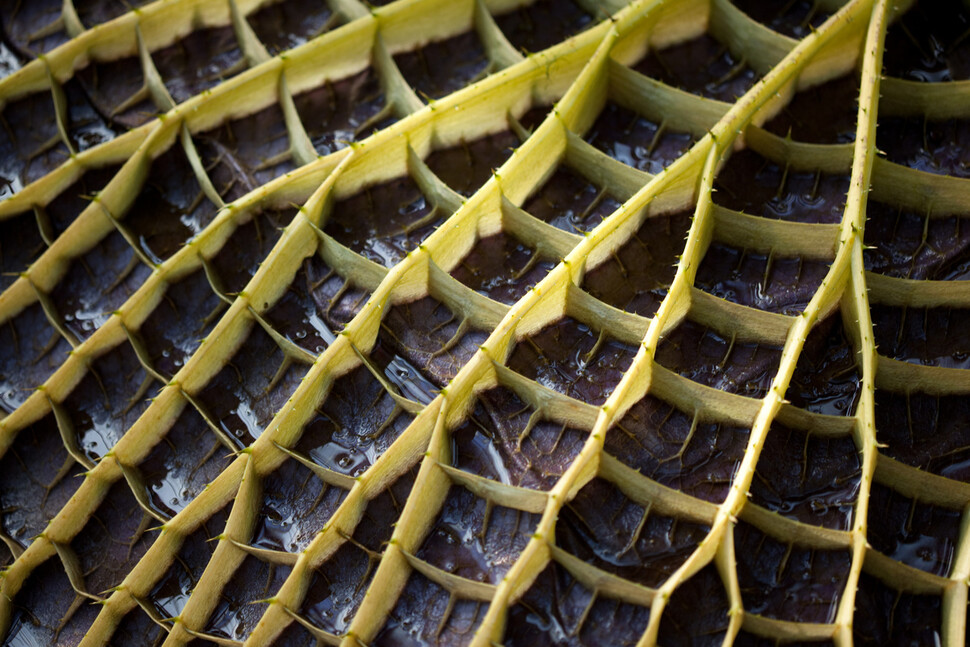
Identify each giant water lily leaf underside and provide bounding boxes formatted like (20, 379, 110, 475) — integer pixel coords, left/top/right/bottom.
(0, 0, 969, 644)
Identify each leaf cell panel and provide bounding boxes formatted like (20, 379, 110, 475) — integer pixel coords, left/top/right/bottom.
(0, 302, 72, 413)
(875, 390, 970, 481)
(632, 33, 759, 102)
(608, 394, 751, 503)
(41, 163, 122, 235)
(786, 312, 861, 416)
(867, 482, 961, 577)
(137, 269, 224, 378)
(864, 201, 970, 280)
(504, 561, 652, 646)
(655, 318, 783, 398)
(48, 231, 153, 341)
(451, 387, 588, 490)
(137, 405, 235, 518)
(0, 211, 46, 293)
(250, 459, 348, 553)
(76, 56, 156, 129)
(299, 542, 375, 636)
(263, 259, 347, 356)
(695, 242, 830, 315)
(193, 324, 306, 448)
(713, 149, 850, 224)
(0, 90, 70, 198)
(882, 0, 970, 82)
(60, 341, 153, 462)
(72, 481, 159, 594)
(323, 176, 441, 268)
(293, 68, 394, 156)
(493, 0, 595, 54)
(450, 230, 557, 305)
(203, 556, 292, 641)
(415, 484, 539, 582)
(870, 304, 970, 369)
(735, 521, 851, 624)
(273, 623, 320, 647)
(110, 608, 167, 646)
(750, 424, 860, 530)
(425, 130, 519, 197)
(584, 102, 696, 174)
(521, 164, 623, 235)
(375, 573, 488, 646)
(298, 252, 373, 333)
(297, 471, 420, 636)
(556, 477, 710, 588)
(0, 415, 85, 551)
(853, 573, 942, 646)
(3, 556, 96, 646)
(761, 74, 858, 144)
(207, 207, 291, 296)
(506, 315, 637, 406)
(374, 295, 489, 389)
(121, 144, 221, 263)
(876, 116, 970, 178)
(657, 565, 730, 647)
(248, 0, 342, 55)
(393, 31, 490, 101)
(294, 365, 415, 478)
(196, 102, 296, 198)
(581, 208, 692, 318)
(729, 0, 832, 39)
(148, 506, 230, 620)
(1, 0, 67, 56)
(152, 26, 245, 104)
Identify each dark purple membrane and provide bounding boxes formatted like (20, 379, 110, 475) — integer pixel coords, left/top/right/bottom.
(864, 202, 970, 280)
(582, 209, 692, 318)
(294, 69, 393, 155)
(493, 0, 594, 54)
(875, 390, 970, 481)
(730, 0, 831, 39)
(735, 521, 850, 624)
(655, 319, 782, 398)
(324, 176, 440, 268)
(394, 32, 489, 101)
(877, 117, 970, 178)
(451, 387, 587, 490)
(425, 130, 518, 197)
(882, 0, 970, 82)
(556, 477, 709, 587)
(867, 482, 960, 577)
(714, 149, 849, 224)
(507, 316, 637, 406)
(750, 424, 860, 530)
(633, 33, 758, 102)
(585, 102, 696, 174)
(786, 313, 861, 416)
(763, 74, 858, 144)
(504, 562, 651, 646)
(870, 304, 970, 369)
(450, 231, 555, 305)
(695, 242, 830, 315)
(523, 166, 622, 235)
(854, 573, 942, 646)
(608, 394, 750, 503)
